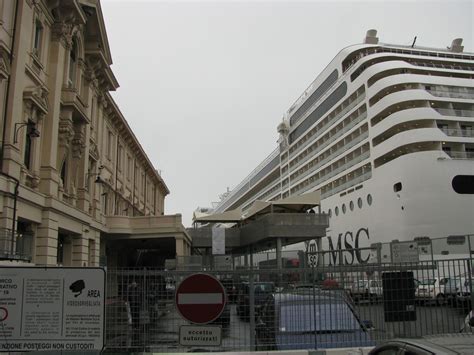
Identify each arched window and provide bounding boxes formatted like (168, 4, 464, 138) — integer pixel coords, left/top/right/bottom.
(68, 38, 78, 87)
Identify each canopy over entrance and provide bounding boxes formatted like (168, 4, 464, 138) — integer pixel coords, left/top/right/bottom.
(193, 190, 322, 224)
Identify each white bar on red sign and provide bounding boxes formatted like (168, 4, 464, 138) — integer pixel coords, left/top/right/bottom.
(178, 293, 222, 304)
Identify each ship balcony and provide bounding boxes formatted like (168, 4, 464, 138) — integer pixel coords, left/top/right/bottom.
(288, 110, 367, 169)
(440, 127, 474, 138)
(428, 88, 474, 101)
(288, 96, 365, 159)
(445, 151, 474, 160)
(321, 170, 372, 199)
(373, 128, 446, 158)
(290, 150, 370, 196)
(290, 134, 369, 185)
(435, 108, 474, 119)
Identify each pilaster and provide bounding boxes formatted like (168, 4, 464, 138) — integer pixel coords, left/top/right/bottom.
(35, 210, 59, 265)
(71, 234, 88, 266)
(38, 35, 67, 197)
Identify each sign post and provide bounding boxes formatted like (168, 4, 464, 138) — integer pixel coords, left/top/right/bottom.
(175, 273, 226, 347)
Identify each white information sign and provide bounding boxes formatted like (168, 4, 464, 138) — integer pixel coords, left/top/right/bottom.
(211, 226, 225, 255)
(391, 241, 419, 263)
(179, 325, 222, 346)
(0, 267, 105, 352)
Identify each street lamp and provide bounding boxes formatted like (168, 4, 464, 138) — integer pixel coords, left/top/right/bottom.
(85, 166, 105, 188)
(13, 121, 40, 144)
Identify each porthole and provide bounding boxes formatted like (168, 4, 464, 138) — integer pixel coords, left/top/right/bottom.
(367, 194, 373, 205)
(335, 206, 339, 216)
(328, 209, 332, 218)
(349, 201, 354, 211)
(357, 197, 363, 208)
(342, 203, 346, 214)
(394, 182, 402, 192)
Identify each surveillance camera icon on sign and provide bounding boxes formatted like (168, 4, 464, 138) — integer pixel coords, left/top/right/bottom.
(69, 280, 85, 297)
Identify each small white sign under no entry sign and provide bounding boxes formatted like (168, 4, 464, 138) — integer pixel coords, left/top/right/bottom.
(179, 325, 222, 346)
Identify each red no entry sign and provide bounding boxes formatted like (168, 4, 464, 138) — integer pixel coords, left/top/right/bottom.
(175, 273, 226, 324)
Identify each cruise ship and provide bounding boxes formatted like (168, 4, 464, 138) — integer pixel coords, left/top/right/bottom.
(207, 30, 474, 263)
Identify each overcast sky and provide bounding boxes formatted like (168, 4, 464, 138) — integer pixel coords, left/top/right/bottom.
(101, 0, 473, 227)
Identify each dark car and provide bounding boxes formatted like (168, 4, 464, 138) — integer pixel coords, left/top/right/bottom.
(369, 334, 474, 354)
(255, 289, 374, 351)
(221, 278, 237, 303)
(105, 298, 133, 351)
(236, 282, 275, 321)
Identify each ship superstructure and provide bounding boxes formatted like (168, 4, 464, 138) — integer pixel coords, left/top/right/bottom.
(209, 30, 474, 260)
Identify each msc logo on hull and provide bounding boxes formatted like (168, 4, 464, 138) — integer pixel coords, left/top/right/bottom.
(306, 227, 371, 266)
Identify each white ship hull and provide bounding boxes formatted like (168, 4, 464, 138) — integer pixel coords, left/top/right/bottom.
(210, 33, 474, 263)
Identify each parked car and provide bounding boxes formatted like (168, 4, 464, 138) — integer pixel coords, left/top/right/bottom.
(349, 279, 382, 303)
(105, 298, 133, 351)
(255, 289, 374, 351)
(443, 277, 464, 305)
(456, 277, 473, 307)
(369, 334, 474, 354)
(221, 278, 237, 303)
(236, 281, 275, 321)
(415, 277, 450, 305)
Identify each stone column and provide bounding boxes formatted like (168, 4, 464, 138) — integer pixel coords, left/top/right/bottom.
(35, 211, 59, 266)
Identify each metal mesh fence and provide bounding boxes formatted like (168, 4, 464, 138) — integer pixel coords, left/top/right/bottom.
(104, 257, 474, 353)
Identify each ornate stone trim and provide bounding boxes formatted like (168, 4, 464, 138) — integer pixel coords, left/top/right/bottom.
(58, 116, 74, 148)
(71, 124, 86, 159)
(23, 85, 49, 118)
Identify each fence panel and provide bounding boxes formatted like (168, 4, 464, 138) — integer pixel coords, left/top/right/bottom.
(104, 258, 473, 353)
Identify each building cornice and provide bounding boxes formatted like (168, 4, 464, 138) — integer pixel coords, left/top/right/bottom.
(104, 93, 170, 195)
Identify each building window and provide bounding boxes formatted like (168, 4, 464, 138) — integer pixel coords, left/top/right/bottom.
(68, 39, 78, 87)
(342, 203, 346, 214)
(335, 206, 339, 216)
(117, 145, 123, 171)
(107, 130, 113, 159)
(33, 20, 43, 56)
(349, 201, 354, 211)
(367, 194, 373, 206)
(357, 197, 363, 208)
(57, 234, 65, 265)
(60, 160, 67, 186)
(24, 129, 32, 170)
(102, 193, 108, 214)
(127, 155, 132, 180)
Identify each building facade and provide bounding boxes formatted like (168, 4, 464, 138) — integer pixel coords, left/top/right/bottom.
(0, 0, 191, 267)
